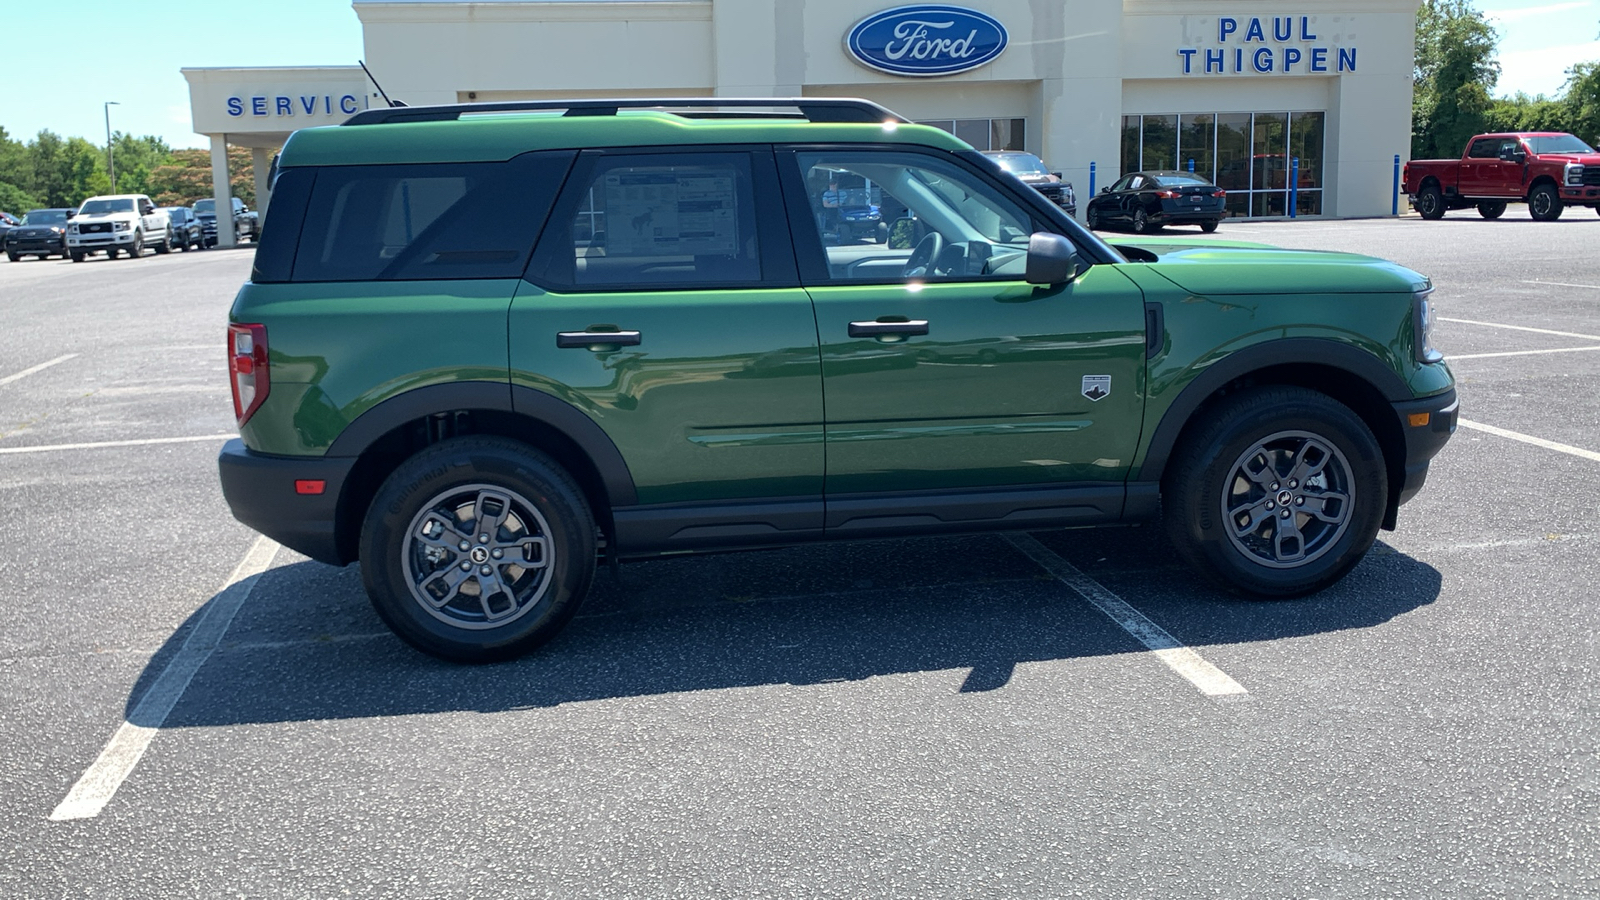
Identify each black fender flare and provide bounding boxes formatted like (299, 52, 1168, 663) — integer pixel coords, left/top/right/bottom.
(1137, 338, 1412, 483)
(326, 381, 637, 506)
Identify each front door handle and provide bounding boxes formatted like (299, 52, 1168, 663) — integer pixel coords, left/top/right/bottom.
(557, 330, 642, 349)
(848, 320, 929, 339)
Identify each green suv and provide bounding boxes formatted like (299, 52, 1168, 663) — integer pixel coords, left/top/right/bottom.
(218, 98, 1457, 662)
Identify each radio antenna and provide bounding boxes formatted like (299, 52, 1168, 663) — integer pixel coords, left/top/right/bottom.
(359, 60, 406, 108)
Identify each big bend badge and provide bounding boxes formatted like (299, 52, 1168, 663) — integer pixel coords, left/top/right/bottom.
(1081, 375, 1111, 402)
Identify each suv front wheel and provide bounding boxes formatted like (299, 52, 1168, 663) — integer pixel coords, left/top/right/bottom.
(359, 437, 597, 662)
(1162, 387, 1387, 598)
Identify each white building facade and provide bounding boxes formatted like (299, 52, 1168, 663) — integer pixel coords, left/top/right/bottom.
(184, 0, 1422, 243)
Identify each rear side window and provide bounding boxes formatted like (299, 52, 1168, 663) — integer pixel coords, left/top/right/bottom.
(287, 151, 573, 282)
(530, 151, 762, 291)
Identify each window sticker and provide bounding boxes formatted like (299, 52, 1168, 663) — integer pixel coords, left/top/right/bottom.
(603, 168, 739, 256)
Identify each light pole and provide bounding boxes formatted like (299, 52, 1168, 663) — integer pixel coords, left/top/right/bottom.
(104, 101, 120, 193)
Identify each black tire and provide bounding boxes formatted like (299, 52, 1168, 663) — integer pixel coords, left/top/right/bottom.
(1200, 220, 1219, 234)
(154, 228, 172, 254)
(105, 247, 118, 259)
(5, 251, 17, 262)
(1086, 206, 1100, 230)
(1528, 183, 1563, 221)
(359, 437, 597, 663)
(1162, 386, 1388, 598)
(70, 250, 84, 262)
(124, 232, 142, 258)
(1132, 207, 1151, 234)
(1416, 185, 1445, 219)
(1477, 200, 1506, 220)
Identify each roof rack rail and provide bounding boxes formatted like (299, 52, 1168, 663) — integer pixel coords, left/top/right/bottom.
(341, 97, 908, 127)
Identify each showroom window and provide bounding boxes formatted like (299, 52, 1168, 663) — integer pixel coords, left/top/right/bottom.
(1121, 111, 1325, 217)
(916, 118, 1027, 152)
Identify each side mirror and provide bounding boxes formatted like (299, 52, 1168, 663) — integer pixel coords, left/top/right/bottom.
(1025, 232, 1080, 286)
(1099, 186, 1111, 194)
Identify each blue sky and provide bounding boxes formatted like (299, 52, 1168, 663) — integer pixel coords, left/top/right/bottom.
(1, 0, 1596, 151)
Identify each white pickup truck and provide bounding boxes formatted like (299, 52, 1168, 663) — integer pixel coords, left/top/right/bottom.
(67, 194, 173, 261)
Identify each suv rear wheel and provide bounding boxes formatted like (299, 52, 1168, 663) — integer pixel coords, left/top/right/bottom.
(359, 437, 597, 662)
(1163, 387, 1387, 598)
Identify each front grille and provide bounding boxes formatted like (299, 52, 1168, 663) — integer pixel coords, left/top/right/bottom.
(81, 223, 110, 233)
(1035, 184, 1063, 201)
(1583, 168, 1600, 187)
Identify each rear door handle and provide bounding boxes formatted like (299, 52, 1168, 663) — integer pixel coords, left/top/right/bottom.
(557, 330, 642, 349)
(848, 320, 929, 338)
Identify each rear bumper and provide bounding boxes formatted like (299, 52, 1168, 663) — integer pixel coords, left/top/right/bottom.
(1391, 387, 1459, 510)
(218, 439, 357, 565)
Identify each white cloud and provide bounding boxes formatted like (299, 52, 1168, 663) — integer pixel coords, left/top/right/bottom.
(1483, 2, 1589, 25)
(1498, 39, 1600, 96)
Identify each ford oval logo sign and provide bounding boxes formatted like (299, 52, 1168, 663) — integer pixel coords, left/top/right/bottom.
(846, 5, 1008, 77)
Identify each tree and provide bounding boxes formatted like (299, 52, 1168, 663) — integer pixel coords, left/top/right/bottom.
(1413, 0, 1500, 158)
(106, 133, 173, 197)
(0, 180, 38, 215)
(1561, 60, 1600, 145)
(145, 146, 255, 208)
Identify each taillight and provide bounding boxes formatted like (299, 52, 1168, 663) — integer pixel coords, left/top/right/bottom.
(228, 323, 269, 425)
(1155, 189, 1180, 199)
(1212, 189, 1227, 198)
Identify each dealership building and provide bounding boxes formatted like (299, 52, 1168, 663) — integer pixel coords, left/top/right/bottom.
(183, 0, 1420, 245)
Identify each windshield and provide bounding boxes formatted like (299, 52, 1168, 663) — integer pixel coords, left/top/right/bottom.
(994, 154, 1050, 176)
(192, 199, 215, 214)
(1525, 134, 1595, 154)
(79, 198, 136, 215)
(23, 209, 69, 225)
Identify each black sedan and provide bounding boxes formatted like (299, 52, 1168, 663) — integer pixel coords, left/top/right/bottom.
(1085, 171, 1226, 234)
(4, 208, 75, 261)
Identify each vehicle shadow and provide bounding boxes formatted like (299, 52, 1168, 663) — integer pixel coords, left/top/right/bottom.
(130, 530, 1441, 728)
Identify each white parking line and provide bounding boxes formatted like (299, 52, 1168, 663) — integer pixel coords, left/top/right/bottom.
(49, 537, 280, 822)
(1439, 317, 1600, 342)
(1522, 280, 1600, 291)
(1450, 346, 1600, 360)
(1004, 533, 1248, 699)
(0, 354, 78, 387)
(1458, 419, 1600, 464)
(0, 434, 234, 455)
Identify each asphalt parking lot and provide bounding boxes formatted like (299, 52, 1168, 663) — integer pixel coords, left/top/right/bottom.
(2, 211, 1596, 898)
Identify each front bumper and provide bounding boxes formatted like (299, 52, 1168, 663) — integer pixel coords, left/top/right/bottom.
(1559, 186, 1600, 202)
(7, 236, 65, 253)
(1390, 387, 1459, 514)
(218, 439, 358, 565)
(68, 231, 136, 249)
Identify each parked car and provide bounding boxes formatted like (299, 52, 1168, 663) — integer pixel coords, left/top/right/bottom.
(217, 97, 1456, 663)
(1086, 170, 1227, 233)
(193, 196, 258, 246)
(67, 194, 173, 260)
(4, 208, 75, 261)
(162, 206, 204, 251)
(1404, 132, 1600, 220)
(0, 212, 18, 252)
(982, 150, 1077, 217)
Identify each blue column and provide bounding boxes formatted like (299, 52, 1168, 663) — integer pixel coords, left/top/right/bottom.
(1290, 157, 1299, 218)
(1188, 158, 1195, 173)
(1392, 154, 1401, 216)
(1089, 161, 1096, 198)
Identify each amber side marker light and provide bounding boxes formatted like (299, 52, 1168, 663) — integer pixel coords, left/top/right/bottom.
(295, 480, 326, 495)
(1408, 413, 1431, 427)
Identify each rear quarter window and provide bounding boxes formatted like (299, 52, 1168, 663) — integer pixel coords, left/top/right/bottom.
(281, 151, 574, 283)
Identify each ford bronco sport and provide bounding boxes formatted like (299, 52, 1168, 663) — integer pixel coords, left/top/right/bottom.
(218, 98, 1457, 662)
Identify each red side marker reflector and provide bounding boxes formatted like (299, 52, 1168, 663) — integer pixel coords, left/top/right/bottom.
(295, 480, 326, 495)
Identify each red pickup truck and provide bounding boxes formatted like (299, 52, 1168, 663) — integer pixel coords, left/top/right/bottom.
(1404, 132, 1600, 221)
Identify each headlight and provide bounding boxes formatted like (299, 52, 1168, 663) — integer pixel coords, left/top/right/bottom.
(113, 221, 130, 232)
(1567, 163, 1584, 186)
(1414, 285, 1443, 364)
(67, 224, 78, 233)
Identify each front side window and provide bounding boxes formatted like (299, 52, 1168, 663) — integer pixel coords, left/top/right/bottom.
(1526, 134, 1594, 154)
(792, 150, 1037, 284)
(532, 152, 761, 290)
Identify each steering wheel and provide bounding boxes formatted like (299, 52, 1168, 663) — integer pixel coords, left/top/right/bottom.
(902, 231, 945, 278)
